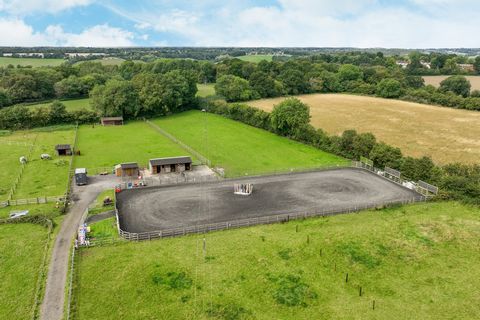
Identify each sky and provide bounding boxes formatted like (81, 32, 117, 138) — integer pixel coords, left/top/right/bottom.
(0, 0, 478, 48)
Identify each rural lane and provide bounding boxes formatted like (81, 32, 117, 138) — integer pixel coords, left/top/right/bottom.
(40, 176, 119, 320)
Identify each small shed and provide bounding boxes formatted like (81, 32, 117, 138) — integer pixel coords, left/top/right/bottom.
(149, 156, 192, 174)
(101, 117, 124, 126)
(55, 144, 72, 156)
(115, 162, 139, 177)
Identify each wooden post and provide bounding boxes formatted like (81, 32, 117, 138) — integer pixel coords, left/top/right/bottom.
(307, 235, 310, 244)
(296, 225, 298, 233)
(372, 300, 375, 310)
(359, 286, 362, 296)
(345, 273, 349, 283)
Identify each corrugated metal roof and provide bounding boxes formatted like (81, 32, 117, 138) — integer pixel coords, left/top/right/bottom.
(149, 156, 192, 166)
(101, 117, 123, 121)
(119, 162, 139, 169)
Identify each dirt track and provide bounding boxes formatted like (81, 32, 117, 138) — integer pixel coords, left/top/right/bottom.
(117, 168, 422, 233)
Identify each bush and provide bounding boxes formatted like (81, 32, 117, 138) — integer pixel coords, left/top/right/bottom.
(376, 79, 404, 98)
(270, 98, 310, 136)
(439, 75, 471, 97)
(215, 75, 259, 102)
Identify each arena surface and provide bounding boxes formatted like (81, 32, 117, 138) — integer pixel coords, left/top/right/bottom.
(116, 168, 422, 233)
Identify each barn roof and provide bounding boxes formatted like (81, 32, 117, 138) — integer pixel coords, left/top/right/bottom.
(117, 162, 139, 169)
(55, 144, 71, 150)
(149, 156, 192, 166)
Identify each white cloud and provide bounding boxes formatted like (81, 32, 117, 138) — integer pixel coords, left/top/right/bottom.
(0, 18, 135, 47)
(0, 0, 92, 15)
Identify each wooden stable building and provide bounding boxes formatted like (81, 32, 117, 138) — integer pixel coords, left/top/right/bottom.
(55, 144, 72, 156)
(149, 156, 192, 174)
(115, 162, 140, 177)
(101, 116, 124, 126)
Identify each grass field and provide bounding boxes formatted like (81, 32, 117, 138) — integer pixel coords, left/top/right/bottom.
(197, 83, 216, 97)
(153, 111, 346, 176)
(0, 57, 65, 67)
(0, 203, 60, 219)
(248, 93, 480, 164)
(0, 223, 51, 319)
(0, 141, 30, 199)
(73, 121, 193, 170)
(237, 55, 274, 62)
(25, 98, 91, 112)
(87, 189, 115, 216)
(73, 201, 480, 319)
(14, 126, 75, 199)
(423, 75, 480, 91)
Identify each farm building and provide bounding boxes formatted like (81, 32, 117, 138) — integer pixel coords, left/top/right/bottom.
(101, 116, 124, 126)
(148, 156, 192, 174)
(55, 144, 72, 156)
(115, 162, 140, 177)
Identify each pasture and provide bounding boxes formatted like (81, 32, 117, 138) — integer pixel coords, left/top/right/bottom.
(248, 93, 480, 164)
(72, 201, 480, 319)
(237, 54, 274, 62)
(196, 83, 216, 97)
(0, 203, 60, 219)
(25, 98, 91, 112)
(0, 57, 65, 67)
(423, 75, 480, 91)
(153, 110, 346, 177)
(0, 126, 75, 199)
(73, 121, 193, 170)
(14, 126, 75, 199)
(0, 223, 51, 319)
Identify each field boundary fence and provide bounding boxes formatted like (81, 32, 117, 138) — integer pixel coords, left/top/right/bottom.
(31, 219, 53, 320)
(144, 119, 215, 169)
(0, 195, 65, 208)
(117, 196, 425, 241)
(7, 134, 38, 200)
(63, 123, 79, 212)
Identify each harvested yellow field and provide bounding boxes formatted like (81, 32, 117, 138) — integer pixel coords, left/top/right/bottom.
(423, 75, 480, 90)
(248, 94, 480, 164)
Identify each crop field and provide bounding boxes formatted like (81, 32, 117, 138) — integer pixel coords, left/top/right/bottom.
(153, 111, 346, 177)
(237, 54, 274, 62)
(0, 223, 51, 319)
(423, 75, 480, 91)
(73, 201, 480, 319)
(73, 121, 193, 170)
(196, 83, 216, 97)
(14, 126, 75, 199)
(25, 98, 91, 112)
(248, 93, 480, 164)
(0, 57, 65, 67)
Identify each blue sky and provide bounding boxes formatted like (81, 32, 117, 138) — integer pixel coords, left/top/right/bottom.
(0, 0, 478, 47)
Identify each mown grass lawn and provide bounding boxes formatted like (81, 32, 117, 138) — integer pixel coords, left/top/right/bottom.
(0, 223, 51, 319)
(73, 201, 480, 320)
(87, 189, 115, 216)
(14, 126, 75, 199)
(73, 121, 194, 170)
(153, 110, 346, 177)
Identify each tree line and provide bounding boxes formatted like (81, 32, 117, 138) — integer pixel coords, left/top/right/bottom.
(202, 98, 480, 205)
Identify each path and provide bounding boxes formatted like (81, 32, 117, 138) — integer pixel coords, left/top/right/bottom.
(40, 176, 119, 320)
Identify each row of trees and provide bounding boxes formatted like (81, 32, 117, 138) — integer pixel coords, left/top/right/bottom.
(0, 101, 98, 130)
(202, 98, 479, 204)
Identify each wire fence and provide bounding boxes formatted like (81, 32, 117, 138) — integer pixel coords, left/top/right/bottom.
(0, 195, 65, 208)
(7, 134, 38, 200)
(144, 119, 213, 168)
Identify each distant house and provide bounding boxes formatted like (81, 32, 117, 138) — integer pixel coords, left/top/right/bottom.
(420, 61, 431, 69)
(396, 61, 409, 68)
(458, 64, 474, 72)
(101, 117, 124, 126)
(148, 156, 192, 174)
(55, 144, 72, 156)
(115, 162, 140, 177)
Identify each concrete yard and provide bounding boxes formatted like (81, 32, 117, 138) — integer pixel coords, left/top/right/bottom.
(116, 168, 422, 233)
